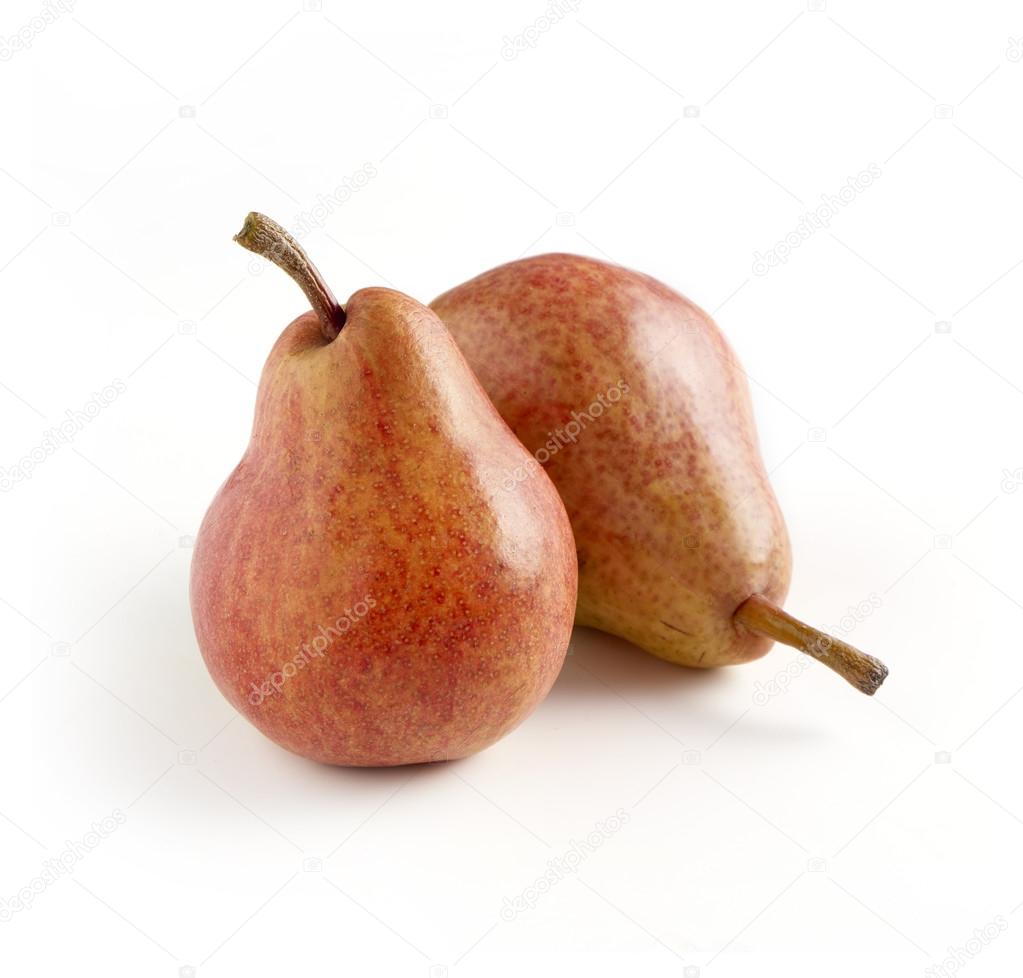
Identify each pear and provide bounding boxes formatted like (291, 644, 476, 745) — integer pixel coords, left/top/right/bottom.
(190, 216, 577, 766)
(431, 254, 887, 694)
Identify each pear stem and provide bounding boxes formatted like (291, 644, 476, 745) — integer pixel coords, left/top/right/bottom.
(234, 212, 345, 341)
(734, 594, 888, 695)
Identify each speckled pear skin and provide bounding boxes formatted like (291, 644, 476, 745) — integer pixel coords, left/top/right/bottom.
(431, 254, 792, 668)
(190, 289, 577, 766)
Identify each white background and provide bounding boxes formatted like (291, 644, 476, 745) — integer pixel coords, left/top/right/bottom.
(3, 1, 1023, 975)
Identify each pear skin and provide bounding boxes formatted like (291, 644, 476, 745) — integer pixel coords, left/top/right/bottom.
(432, 254, 887, 694)
(191, 218, 578, 766)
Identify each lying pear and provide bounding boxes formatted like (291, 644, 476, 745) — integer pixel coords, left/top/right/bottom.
(431, 254, 887, 694)
(190, 216, 577, 766)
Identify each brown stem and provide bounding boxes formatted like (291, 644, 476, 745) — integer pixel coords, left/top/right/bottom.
(234, 212, 345, 341)
(734, 594, 888, 695)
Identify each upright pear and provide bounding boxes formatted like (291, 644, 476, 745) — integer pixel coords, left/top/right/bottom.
(431, 254, 887, 694)
(190, 217, 577, 766)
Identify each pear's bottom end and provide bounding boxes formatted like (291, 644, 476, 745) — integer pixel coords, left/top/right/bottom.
(300, 748, 483, 769)
(260, 728, 503, 769)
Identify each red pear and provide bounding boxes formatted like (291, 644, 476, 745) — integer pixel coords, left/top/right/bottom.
(431, 254, 887, 694)
(190, 217, 577, 766)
